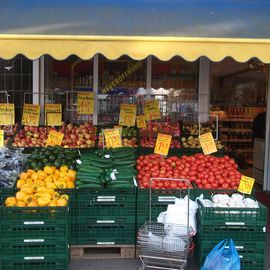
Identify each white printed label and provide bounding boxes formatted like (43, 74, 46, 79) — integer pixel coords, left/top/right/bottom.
(24, 256, 44, 260)
(105, 154, 110, 159)
(225, 222, 245, 226)
(158, 196, 176, 202)
(97, 196, 115, 202)
(97, 242, 115, 245)
(76, 159, 82, 164)
(24, 221, 44, 225)
(24, 239, 44, 243)
(133, 177, 137, 187)
(96, 220, 115, 224)
(225, 245, 243, 250)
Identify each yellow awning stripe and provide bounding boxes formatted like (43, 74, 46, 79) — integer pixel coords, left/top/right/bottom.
(1, 34, 270, 62)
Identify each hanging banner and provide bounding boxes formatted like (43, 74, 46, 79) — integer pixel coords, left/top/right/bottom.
(144, 100, 161, 121)
(45, 104, 62, 126)
(77, 92, 94, 114)
(238, 175, 255, 195)
(0, 104, 15, 125)
(0, 130, 4, 147)
(103, 129, 122, 148)
(154, 133, 172, 156)
(119, 104, 136, 127)
(136, 115, 146, 129)
(46, 130, 64, 146)
(199, 132, 217, 155)
(22, 104, 40, 127)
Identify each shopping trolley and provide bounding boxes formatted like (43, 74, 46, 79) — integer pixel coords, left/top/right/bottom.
(137, 178, 193, 270)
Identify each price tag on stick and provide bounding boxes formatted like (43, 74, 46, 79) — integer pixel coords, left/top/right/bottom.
(77, 92, 94, 115)
(0, 104, 15, 125)
(136, 115, 146, 129)
(46, 131, 64, 146)
(0, 130, 4, 147)
(144, 100, 161, 121)
(154, 133, 172, 156)
(119, 104, 136, 127)
(103, 129, 122, 148)
(199, 132, 217, 155)
(45, 104, 62, 126)
(22, 104, 40, 127)
(238, 175, 255, 195)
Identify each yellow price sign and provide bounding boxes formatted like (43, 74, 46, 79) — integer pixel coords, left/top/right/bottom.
(46, 130, 64, 146)
(103, 129, 122, 148)
(45, 104, 62, 126)
(0, 104, 15, 125)
(238, 175, 255, 195)
(136, 115, 146, 129)
(199, 132, 217, 155)
(144, 100, 161, 121)
(0, 130, 4, 147)
(154, 133, 172, 156)
(119, 104, 136, 127)
(22, 104, 40, 127)
(77, 92, 94, 114)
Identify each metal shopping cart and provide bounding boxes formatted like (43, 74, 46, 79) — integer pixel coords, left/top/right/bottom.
(137, 178, 193, 270)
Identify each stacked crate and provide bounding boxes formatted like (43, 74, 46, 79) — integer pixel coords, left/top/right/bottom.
(74, 188, 136, 245)
(0, 205, 70, 270)
(195, 198, 267, 270)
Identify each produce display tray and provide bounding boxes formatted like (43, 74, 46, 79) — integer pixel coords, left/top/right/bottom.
(197, 200, 268, 227)
(0, 257, 69, 270)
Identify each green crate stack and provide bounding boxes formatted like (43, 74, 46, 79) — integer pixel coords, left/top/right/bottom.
(194, 199, 267, 270)
(75, 187, 136, 245)
(0, 205, 70, 270)
(136, 188, 198, 232)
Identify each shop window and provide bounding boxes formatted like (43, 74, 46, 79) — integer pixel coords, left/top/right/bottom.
(0, 55, 33, 121)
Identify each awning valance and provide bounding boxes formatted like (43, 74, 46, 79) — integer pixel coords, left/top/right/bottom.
(1, 35, 270, 62)
(1, 0, 270, 62)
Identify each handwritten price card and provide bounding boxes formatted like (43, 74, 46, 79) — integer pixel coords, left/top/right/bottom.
(104, 129, 122, 148)
(77, 92, 94, 114)
(199, 132, 217, 155)
(45, 104, 62, 126)
(238, 175, 255, 195)
(154, 133, 172, 156)
(144, 100, 161, 121)
(119, 104, 136, 127)
(0, 130, 4, 147)
(0, 104, 15, 125)
(46, 131, 64, 146)
(136, 115, 146, 129)
(22, 104, 40, 127)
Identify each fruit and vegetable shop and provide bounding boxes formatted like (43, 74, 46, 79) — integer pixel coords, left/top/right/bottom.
(0, 1, 269, 270)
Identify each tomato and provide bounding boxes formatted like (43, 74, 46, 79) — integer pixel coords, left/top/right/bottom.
(151, 172, 159, 178)
(222, 183, 229, 189)
(218, 178, 225, 185)
(156, 181, 164, 188)
(164, 181, 170, 188)
(170, 182, 177, 189)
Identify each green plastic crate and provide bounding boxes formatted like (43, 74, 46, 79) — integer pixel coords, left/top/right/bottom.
(197, 200, 267, 227)
(0, 206, 70, 242)
(196, 223, 266, 242)
(1, 240, 68, 257)
(195, 237, 265, 269)
(74, 221, 136, 245)
(0, 257, 69, 270)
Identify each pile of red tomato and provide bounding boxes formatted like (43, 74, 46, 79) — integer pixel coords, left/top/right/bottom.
(136, 153, 242, 190)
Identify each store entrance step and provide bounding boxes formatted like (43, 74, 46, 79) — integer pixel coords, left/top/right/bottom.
(71, 245, 136, 259)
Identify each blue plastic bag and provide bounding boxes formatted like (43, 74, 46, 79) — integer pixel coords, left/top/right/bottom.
(200, 239, 240, 270)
